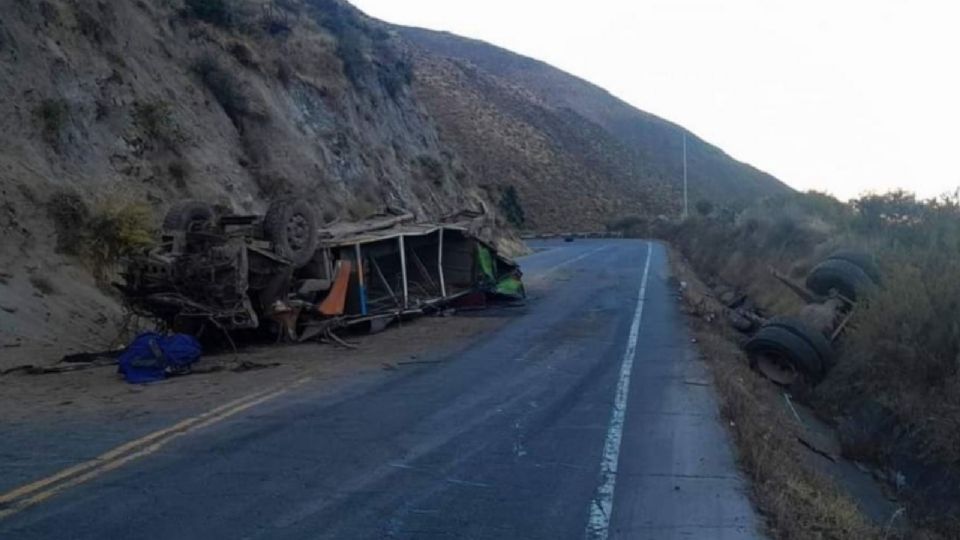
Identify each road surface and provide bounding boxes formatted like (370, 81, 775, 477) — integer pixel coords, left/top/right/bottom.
(0, 239, 760, 539)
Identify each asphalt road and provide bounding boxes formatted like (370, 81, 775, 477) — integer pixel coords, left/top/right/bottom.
(0, 239, 760, 539)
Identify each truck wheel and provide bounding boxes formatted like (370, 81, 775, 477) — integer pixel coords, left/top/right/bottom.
(826, 250, 882, 285)
(264, 199, 318, 268)
(745, 325, 823, 385)
(805, 258, 874, 301)
(162, 200, 214, 231)
(766, 316, 835, 371)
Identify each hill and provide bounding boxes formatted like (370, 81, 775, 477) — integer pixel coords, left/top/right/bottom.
(399, 26, 789, 208)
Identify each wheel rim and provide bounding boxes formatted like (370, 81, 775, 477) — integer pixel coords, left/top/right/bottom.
(755, 350, 799, 385)
(285, 213, 308, 251)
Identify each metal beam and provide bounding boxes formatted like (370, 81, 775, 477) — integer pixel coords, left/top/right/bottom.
(438, 228, 447, 298)
(355, 243, 367, 316)
(399, 235, 409, 308)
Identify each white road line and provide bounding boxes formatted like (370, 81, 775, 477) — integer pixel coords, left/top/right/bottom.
(584, 241, 653, 540)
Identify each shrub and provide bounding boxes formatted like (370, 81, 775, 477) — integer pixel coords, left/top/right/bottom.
(85, 202, 155, 282)
(498, 185, 525, 227)
(29, 274, 57, 295)
(228, 41, 257, 68)
(46, 189, 90, 254)
(34, 98, 69, 146)
(379, 55, 412, 100)
(75, 8, 110, 44)
(168, 161, 189, 188)
(416, 155, 444, 184)
(133, 100, 183, 149)
(45, 191, 154, 283)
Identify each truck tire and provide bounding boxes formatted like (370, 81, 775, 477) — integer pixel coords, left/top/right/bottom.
(745, 325, 823, 385)
(766, 316, 835, 371)
(162, 200, 214, 231)
(826, 250, 882, 285)
(805, 258, 874, 301)
(264, 199, 318, 268)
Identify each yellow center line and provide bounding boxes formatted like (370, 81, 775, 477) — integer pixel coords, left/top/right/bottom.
(0, 377, 312, 520)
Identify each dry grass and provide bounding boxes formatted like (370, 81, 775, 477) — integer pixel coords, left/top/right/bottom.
(668, 247, 887, 539)
(697, 328, 884, 539)
(668, 189, 960, 536)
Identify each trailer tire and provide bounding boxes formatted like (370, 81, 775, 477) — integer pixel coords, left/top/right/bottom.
(766, 316, 835, 371)
(805, 258, 874, 301)
(264, 199, 318, 268)
(745, 325, 823, 385)
(826, 250, 882, 285)
(162, 201, 214, 231)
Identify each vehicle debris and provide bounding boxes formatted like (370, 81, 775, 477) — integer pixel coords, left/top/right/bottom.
(117, 332, 202, 383)
(742, 249, 880, 388)
(118, 201, 525, 349)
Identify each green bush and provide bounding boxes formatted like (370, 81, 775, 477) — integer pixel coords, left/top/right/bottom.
(85, 202, 155, 282)
(46, 190, 154, 282)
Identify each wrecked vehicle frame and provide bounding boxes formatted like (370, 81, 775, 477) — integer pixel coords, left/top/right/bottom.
(118, 201, 524, 344)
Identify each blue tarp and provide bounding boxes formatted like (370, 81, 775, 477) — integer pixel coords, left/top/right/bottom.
(117, 332, 202, 384)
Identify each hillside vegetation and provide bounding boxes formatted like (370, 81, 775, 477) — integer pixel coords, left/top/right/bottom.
(669, 189, 960, 534)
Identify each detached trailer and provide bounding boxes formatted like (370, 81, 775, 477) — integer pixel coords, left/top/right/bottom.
(119, 200, 524, 343)
(741, 250, 882, 388)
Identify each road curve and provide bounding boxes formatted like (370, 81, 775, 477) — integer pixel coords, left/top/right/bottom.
(0, 239, 761, 539)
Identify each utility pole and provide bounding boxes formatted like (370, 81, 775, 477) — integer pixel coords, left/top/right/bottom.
(682, 133, 689, 220)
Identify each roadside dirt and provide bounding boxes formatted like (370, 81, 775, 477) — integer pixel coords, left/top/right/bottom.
(0, 313, 509, 425)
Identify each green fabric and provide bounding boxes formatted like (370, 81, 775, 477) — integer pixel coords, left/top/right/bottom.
(495, 275, 525, 297)
(477, 244, 496, 281)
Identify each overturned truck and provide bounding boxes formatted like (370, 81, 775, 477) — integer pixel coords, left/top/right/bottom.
(119, 200, 524, 343)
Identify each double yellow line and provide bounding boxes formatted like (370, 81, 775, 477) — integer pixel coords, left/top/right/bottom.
(0, 377, 311, 520)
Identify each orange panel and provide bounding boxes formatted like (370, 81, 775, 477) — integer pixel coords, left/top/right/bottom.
(318, 260, 352, 316)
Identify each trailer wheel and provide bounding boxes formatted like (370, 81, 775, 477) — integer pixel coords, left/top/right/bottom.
(162, 201, 214, 231)
(826, 250, 882, 285)
(766, 316, 835, 371)
(745, 325, 823, 385)
(805, 258, 874, 301)
(264, 199, 318, 268)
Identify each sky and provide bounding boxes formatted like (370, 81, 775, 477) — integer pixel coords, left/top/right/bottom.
(350, 0, 960, 200)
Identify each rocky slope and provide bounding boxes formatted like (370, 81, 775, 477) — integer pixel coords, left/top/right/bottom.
(0, 0, 786, 363)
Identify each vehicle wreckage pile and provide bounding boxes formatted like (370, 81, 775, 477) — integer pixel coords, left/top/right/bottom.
(118, 199, 525, 349)
(734, 250, 882, 389)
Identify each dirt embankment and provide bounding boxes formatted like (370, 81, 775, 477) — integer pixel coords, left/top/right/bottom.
(667, 191, 960, 536)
